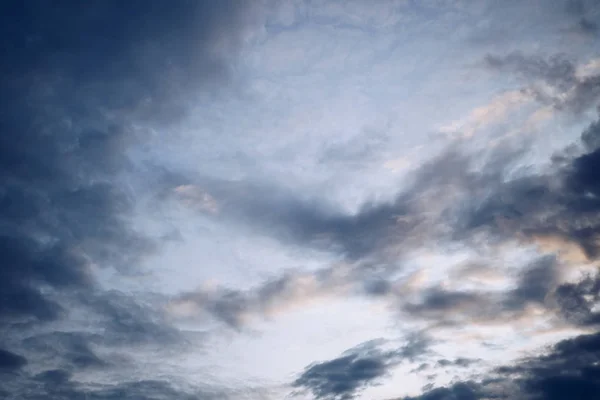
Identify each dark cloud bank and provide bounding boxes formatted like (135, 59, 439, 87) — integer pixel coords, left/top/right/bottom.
(397, 327, 600, 400)
(0, 1, 260, 398)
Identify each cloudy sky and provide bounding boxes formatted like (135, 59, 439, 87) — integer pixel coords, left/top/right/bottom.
(1, 1, 600, 399)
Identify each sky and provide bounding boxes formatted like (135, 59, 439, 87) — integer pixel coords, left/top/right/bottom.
(1, 1, 600, 399)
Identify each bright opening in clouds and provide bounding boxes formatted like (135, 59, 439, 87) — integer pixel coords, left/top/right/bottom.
(1, 1, 600, 399)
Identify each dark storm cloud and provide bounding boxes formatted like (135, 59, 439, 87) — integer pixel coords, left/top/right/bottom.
(517, 331, 600, 399)
(34, 368, 72, 387)
(399, 328, 600, 400)
(0, 0, 261, 397)
(0, 348, 27, 371)
(554, 270, 600, 326)
(459, 115, 600, 261)
(400, 382, 483, 400)
(293, 336, 431, 400)
(294, 351, 394, 400)
(0, 0, 261, 123)
(0, 0, 258, 324)
(293, 345, 399, 400)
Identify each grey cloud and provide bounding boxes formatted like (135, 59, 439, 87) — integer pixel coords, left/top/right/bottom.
(397, 332, 432, 362)
(362, 277, 394, 297)
(294, 352, 393, 400)
(174, 140, 577, 329)
(436, 358, 479, 368)
(565, 0, 599, 36)
(85, 380, 200, 400)
(0, 1, 262, 398)
(504, 255, 559, 310)
(466, 1, 597, 47)
(485, 52, 578, 91)
(171, 268, 352, 329)
(80, 290, 181, 345)
(3, 376, 226, 400)
(554, 270, 600, 326)
(484, 51, 600, 113)
(180, 103, 600, 336)
(293, 338, 429, 400)
(167, 149, 521, 331)
(581, 115, 600, 149)
(22, 332, 105, 371)
(1, 1, 262, 124)
(459, 115, 600, 261)
(34, 369, 72, 388)
(393, 267, 600, 399)
(0, 0, 263, 325)
(405, 288, 483, 314)
(175, 139, 526, 275)
(293, 340, 397, 400)
(400, 382, 483, 400)
(400, 328, 600, 400)
(412, 363, 430, 373)
(402, 287, 496, 325)
(180, 149, 493, 265)
(0, 348, 27, 371)
(577, 17, 599, 35)
(401, 256, 564, 326)
(192, 178, 423, 262)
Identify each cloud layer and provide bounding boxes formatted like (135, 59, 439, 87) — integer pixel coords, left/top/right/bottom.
(2, 1, 600, 400)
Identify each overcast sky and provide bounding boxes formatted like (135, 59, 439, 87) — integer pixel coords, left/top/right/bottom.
(1, 1, 600, 399)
